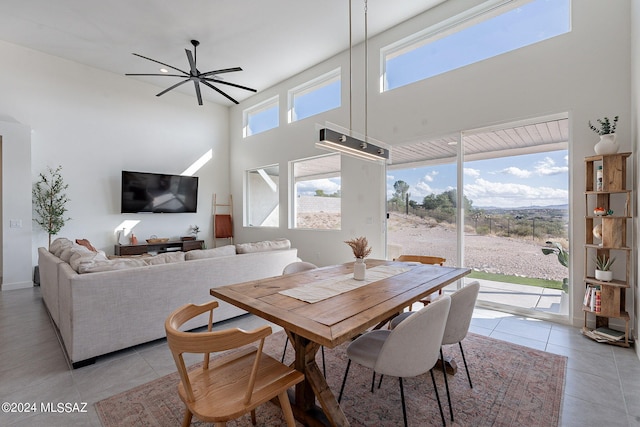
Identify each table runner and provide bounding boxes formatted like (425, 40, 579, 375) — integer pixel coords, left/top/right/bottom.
(279, 264, 412, 303)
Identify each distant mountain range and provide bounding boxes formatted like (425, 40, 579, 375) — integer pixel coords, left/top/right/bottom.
(476, 204, 569, 211)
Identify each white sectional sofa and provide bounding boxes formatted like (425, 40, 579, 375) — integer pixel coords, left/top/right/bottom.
(38, 238, 299, 367)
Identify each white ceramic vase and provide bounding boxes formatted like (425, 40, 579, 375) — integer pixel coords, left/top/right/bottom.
(595, 269, 613, 282)
(354, 258, 366, 281)
(594, 134, 619, 155)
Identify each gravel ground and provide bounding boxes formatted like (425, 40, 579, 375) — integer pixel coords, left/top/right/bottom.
(387, 212, 568, 281)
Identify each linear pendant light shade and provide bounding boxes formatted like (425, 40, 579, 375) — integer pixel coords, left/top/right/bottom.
(317, 128, 390, 162)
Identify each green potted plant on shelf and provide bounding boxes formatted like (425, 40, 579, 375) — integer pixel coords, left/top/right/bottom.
(588, 115, 620, 155)
(32, 165, 71, 249)
(594, 254, 615, 282)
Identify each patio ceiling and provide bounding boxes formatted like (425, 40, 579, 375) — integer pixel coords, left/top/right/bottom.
(390, 117, 569, 169)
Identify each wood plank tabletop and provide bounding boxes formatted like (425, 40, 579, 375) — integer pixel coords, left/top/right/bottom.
(211, 259, 471, 348)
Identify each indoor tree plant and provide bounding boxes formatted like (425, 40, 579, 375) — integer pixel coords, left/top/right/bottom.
(588, 115, 619, 155)
(33, 165, 71, 248)
(594, 254, 615, 282)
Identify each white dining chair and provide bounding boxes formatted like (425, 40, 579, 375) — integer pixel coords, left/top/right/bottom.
(389, 281, 480, 422)
(338, 295, 451, 427)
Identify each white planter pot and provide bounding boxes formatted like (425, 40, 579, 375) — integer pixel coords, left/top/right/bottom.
(354, 258, 366, 281)
(594, 134, 619, 155)
(595, 269, 613, 282)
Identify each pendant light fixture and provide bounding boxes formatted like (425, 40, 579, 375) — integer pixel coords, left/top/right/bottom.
(316, 0, 390, 163)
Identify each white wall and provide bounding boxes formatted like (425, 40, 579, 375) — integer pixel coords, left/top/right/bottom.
(0, 39, 230, 289)
(229, 0, 633, 328)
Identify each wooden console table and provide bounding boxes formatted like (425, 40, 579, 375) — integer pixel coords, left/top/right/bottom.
(114, 239, 204, 256)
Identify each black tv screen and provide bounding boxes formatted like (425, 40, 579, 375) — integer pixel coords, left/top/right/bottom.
(121, 171, 198, 213)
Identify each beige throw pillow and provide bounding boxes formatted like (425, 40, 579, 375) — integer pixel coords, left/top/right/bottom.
(185, 245, 236, 260)
(235, 239, 291, 254)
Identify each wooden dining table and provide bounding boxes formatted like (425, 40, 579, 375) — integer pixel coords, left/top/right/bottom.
(210, 258, 471, 427)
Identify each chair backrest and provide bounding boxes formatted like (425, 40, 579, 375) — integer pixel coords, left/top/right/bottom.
(375, 295, 451, 378)
(165, 300, 272, 404)
(282, 261, 317, 275)
(395, 255, 446, 266)
(442, 281, 480, 345)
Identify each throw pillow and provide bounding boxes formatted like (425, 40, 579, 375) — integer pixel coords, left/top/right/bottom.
(79, 258, 148, 274)
(235, 238, 291, 254)
(185, 245, 236, 260)
(75, 238, 97, 252)
(50, 238, 73, 257)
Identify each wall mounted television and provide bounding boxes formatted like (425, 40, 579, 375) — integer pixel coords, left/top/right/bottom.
(121, 171, 199, 213)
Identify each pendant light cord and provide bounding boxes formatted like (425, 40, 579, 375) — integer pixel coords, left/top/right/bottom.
(364, 0, 368, 141)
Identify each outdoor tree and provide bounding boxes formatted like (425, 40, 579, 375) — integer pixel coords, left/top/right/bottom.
(391, 180, 410, 208)
(33, 165, 71, 248)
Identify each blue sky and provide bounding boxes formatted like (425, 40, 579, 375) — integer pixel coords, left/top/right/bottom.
(387, 150, 569, 208)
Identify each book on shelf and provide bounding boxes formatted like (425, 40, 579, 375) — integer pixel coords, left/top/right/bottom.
(594, 289, 601, 313)
(592, 327, 626, 341)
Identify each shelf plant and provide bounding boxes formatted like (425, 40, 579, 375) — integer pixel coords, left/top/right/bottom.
(32, 165, 71, 248)
(588, 116, 618, 135)
(593, 254, 615, 282)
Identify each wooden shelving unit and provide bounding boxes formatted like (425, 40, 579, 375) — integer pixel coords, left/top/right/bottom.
(583, 153, 632, 347)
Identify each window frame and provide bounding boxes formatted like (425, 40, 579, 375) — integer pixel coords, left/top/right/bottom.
(287, 68, 341, 123)
(244, 164, 280, 228)
(381, 0, 571, 92)
(243, 95, 279, 138)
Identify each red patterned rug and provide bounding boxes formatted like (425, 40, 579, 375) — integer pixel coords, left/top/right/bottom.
(95, 332, 565, 426)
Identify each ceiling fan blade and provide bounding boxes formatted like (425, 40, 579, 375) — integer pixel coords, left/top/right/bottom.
(202, 77, 257, 93)
(201, 80, 239, 104)
(132, 53, 188, 75)
(156, 78, 190, 97)
(193, 80, 203, 105)
(125, 73, 186, 78)
(200, 67, 242, 77)
(185, 49, 198, 76)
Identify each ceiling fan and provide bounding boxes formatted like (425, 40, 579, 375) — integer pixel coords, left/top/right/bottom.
(125, 39, 257, 106)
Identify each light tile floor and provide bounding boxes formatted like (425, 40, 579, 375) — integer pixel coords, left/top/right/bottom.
(1, 287, 639, 426)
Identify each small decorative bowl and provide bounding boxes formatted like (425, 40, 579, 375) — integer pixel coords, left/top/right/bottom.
(146, 238, 169, 244)
(594, 207, 606, 216)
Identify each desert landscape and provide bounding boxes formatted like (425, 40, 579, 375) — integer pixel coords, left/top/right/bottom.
(387, 212, 567, 281)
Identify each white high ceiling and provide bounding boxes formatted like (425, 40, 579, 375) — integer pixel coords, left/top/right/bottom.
(0, 0, 446, 106)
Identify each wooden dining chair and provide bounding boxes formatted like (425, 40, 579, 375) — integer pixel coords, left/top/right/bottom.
(165, 300, 304, 427)
(338, 295, 451, 427)
(389, 281, 481, 422)
(394, 254, 446, 309)
(280, 261, 326, 377)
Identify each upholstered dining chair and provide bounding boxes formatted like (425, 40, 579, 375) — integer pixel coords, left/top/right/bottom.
(280, 261, 327, 377)
(394, 254, 446, 309)
(165, 300, 304, 427)
(338, 295, 451, 427)
(282, 261, 318, 275)
(389, 281, 481, 422)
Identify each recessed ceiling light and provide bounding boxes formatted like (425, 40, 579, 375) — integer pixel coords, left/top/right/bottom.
(159, 68, 169, 73)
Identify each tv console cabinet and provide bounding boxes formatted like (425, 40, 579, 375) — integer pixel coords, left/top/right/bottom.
(114, 240, 204, 256)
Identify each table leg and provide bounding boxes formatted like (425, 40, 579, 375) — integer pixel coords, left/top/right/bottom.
(291, 333, 350, 427)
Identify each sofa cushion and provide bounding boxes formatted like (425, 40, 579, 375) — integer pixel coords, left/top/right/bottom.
(185, 245, 236, 260)
(79, 258, 149, 274)
(50, 237, 73, 257)
(235, 239, 291, 254)
(145, 251, 186, 265)
(69, 248, 109, 272)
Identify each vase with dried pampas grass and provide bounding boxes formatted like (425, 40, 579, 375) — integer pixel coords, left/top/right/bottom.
(345, 236, 372, 280)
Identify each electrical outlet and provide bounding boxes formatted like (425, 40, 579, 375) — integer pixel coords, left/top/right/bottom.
(9, 220, 22, 228)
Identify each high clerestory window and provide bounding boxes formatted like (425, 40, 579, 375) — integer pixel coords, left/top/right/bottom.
(382, 0, 571, 92)
(288, 68, 341, 123)
(243, 96, 279, 137)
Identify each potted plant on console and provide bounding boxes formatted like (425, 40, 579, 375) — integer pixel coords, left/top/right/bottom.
(594, 254, 615, 282)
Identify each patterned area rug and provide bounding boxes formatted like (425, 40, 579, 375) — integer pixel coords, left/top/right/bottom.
(96, 332, 566, 426)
